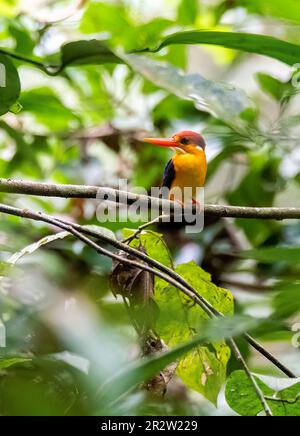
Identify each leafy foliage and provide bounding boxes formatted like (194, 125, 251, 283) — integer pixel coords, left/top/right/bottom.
(0, 0, 299, 417)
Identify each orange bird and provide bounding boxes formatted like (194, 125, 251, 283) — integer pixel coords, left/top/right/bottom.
(144, 131, 207, 205)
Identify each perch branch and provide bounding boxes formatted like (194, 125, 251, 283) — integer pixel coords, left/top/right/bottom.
(1, 178, 300, 219)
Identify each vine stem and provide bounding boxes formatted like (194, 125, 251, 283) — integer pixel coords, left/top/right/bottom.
(0, 202, 296, 381)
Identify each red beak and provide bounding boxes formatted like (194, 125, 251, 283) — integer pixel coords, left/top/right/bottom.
(143, 137, 176, 147)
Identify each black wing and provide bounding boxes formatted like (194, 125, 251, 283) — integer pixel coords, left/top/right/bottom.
(161, 159, 175, 189)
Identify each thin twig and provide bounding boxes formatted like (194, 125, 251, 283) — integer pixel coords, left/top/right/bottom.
(0, 49, 58, 75)
(122, 214, 169, 244)
(244, 334, 296, 379)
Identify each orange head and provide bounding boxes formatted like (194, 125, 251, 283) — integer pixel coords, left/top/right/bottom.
(143, 130, 206, 151)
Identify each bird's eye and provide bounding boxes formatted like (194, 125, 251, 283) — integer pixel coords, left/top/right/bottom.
(180, 137, 189, 145)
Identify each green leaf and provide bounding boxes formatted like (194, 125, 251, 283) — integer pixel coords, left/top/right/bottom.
(0, 54, 20, 116)
(60, 40, 122, 70)
(124, 229, 234, 403)
(123, 53, 253, 129)
(19, 87, 80, 131)
(142, 30, 300, 66)
(155, 260, 234, 404)
(226, 370, 300, 416)
(0, 357, 32, 369)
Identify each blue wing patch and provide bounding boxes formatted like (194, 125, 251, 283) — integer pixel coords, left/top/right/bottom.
(162, 159, 175, 189)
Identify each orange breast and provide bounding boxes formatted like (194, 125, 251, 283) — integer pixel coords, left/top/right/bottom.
(170, 148, 207, 202)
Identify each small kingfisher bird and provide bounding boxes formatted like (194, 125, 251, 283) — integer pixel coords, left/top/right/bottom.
(144, 130, 207, 205)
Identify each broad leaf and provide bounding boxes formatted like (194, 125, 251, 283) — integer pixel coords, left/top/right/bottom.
(123, 230, 234, 403)
(226, 370, 300, 416)
(19, 87, 80, 131)
(123, 53, 253, 129)
(141, 30, 300, 66)
(155, 261, 233, 404)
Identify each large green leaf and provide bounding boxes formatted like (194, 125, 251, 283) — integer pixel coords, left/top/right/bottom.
(124, 230, 234, 403)
(155, 261, 233, 405)
(123, 53, 253, 129)
(19, 87, 80, 131)
(0, 54, 20, 115)
(140, 30, 300, 66)
(226, 370, 300, 416)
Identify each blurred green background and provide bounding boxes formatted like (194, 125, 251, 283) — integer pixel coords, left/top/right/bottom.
(0, 0, 300, 416)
